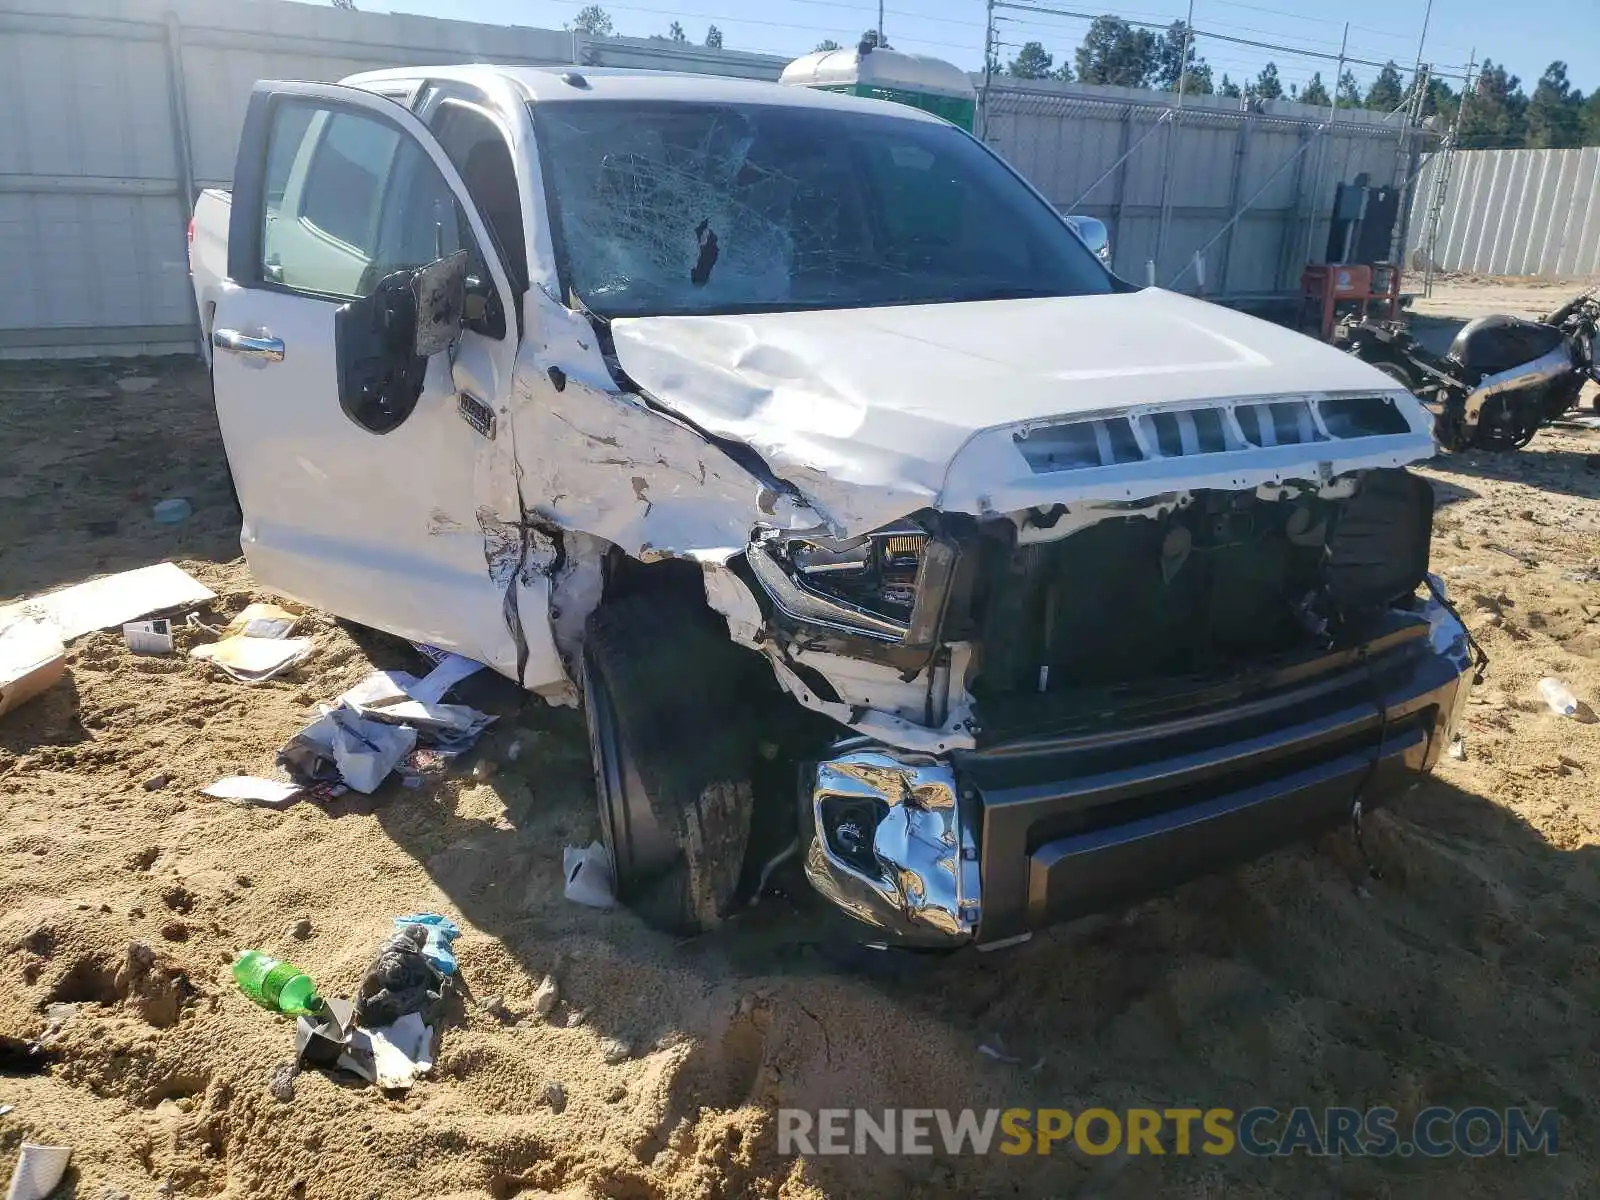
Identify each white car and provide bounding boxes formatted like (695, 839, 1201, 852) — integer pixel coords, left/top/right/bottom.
(190, 66, 1474, 948)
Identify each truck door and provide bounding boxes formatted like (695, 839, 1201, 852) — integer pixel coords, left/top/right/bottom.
(208, 81, 524, 676)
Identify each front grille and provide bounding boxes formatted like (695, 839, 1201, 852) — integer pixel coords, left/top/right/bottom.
(1013, 395, 1413, 475)
(974, 505, 1324, 696)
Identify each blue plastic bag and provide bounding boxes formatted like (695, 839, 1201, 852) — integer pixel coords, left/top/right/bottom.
(392, 912, 461, 976)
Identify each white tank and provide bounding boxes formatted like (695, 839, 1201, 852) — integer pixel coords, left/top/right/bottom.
(780, 46, 976, 102)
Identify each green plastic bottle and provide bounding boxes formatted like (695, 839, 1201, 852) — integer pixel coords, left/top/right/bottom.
(232, 950, 323, 1016)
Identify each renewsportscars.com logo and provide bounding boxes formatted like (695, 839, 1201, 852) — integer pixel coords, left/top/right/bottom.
(777, 1107, 1559, 1158)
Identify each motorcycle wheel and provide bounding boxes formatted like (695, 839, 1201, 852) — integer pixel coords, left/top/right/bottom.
(1372, 360, 1421, 395)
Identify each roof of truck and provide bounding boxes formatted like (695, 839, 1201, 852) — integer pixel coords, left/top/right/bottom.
(341, 64, 947, 121)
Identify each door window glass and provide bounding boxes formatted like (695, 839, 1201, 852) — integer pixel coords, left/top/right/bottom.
(301, 112, 399, 251)
(259, 100, 483, 303)
(431, 100, 530, 295)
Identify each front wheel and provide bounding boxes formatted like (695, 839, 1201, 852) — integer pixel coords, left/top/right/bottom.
(581, 595, 760, 935)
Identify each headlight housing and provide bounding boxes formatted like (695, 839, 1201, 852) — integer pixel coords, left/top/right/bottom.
(747, 515, 959, 647)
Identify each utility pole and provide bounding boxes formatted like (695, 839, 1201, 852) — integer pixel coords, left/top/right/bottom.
(878, 0, 885, 46)
(980, 0, 995, 140)
(1412, 0, 1434, 82)
(1303, 22, 1349, 269)
(1153, 0, 1196, 281)
(1422, 51, 1478, 296)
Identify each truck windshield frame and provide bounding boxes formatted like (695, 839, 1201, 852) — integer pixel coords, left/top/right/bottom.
(529, 99, 1114, 319)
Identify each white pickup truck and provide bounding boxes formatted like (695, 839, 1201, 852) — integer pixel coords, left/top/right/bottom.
(190, 66, 1475, 948)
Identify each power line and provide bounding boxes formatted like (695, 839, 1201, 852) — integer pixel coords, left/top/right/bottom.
(773, 0, 988, 31)
(999, 7, 1460, 75)
(994, 2, 1430, 72)
(1206, 0, 1412, 42)
(544, 0, 981, 53)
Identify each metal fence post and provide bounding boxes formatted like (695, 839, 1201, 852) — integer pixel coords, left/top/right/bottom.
(1108, 107, 1133, 260)
(162, 9, 202, 354)
(162, 10, 197, 222)
(1277, 126, 1315, 291)
(1216, 115, 1252, 295)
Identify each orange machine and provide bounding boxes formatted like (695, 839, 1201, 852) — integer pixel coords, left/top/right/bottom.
(1300, 262, 1402, 341)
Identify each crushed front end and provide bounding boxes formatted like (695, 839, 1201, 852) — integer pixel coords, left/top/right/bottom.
(732, 396, 1477, 949)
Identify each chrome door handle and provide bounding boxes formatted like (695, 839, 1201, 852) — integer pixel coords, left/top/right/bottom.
(213, 329, 285, 363)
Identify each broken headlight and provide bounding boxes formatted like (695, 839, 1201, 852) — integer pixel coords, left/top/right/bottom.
(748, 517, 959, 647)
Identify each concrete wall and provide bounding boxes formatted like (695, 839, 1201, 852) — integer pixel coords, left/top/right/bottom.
(1409, 146, 1600, 279)
(0, 0, 1424, 357)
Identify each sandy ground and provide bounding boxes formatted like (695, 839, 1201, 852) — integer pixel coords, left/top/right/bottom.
(1410, 274, 1599, 323)
(3, 289, 1600, 1198)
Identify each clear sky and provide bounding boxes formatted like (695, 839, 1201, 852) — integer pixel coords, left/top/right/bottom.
(334, 0, 1598, 97)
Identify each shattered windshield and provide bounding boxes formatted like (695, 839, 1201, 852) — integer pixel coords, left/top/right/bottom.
(531, 100, 1114, 318)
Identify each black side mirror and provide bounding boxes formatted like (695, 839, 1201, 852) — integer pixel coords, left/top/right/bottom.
(335, 252, 468, 435)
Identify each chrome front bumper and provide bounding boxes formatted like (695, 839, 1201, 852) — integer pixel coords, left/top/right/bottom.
(803, 748, 983, 947)
(802, 602, 1474, 949)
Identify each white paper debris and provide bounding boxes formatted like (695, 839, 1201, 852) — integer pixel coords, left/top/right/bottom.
(337, 671, 420, 709)
(338, 670, 495, 754)
(191, 635, 313, 683)
(123, 618, 175, 655)
(563, 841, 616, 909)
(328, 706, 417, 794)
(4, 1143, 72, 1200)
(0, 563, 214, 642)
(411, 653, 485, 704)
(222, 602, 300, 640)
(336, 1013, 434, 1090)
(201, 775, 302, 808)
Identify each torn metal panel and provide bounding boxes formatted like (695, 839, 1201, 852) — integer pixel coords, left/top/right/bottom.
(787, 645, 933, 723)
(609, 288, 1437, 537)
(766, 647, 976, 755)
(549, 531, 608, 678)
(701, 562, 764, 648)
(495, 367, 824, 562)
(475, 508, 571, 703)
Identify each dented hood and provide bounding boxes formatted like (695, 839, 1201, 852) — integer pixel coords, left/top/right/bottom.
(609, 289, 1433, 535)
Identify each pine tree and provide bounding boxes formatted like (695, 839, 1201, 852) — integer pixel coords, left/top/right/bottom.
(1008, 41, 1055, 80)
(1526, 61, 1583, 148)
(1459, 59, 1529, 148)
(569, 5, 612, 36)
(705, 24, 723, 49)
(1365, 62, 1405, 113)
(1582, 91, 1600, 146)
(1253, 62, 1283, 101)
(1075, 16, 1158, 88)
(1300, 72, 1331, 108)
(1336, 69, 1362, 108)
(1154, 21, 1210, 93)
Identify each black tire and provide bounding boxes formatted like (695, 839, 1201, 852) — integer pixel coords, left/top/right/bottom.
(1371, 358, 1421, 395)
(582, 595, 761, 935)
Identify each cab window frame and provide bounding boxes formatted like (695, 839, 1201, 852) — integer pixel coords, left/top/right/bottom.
(242, 90, 508, 340)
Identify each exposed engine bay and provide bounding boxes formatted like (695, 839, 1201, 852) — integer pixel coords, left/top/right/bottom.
(741, 467, 1434, 745)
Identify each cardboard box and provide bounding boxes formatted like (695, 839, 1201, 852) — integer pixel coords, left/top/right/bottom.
(0, 618, 67, 719)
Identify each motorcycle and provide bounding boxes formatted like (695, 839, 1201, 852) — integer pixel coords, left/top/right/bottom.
(1334, 287, 1599, 451)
